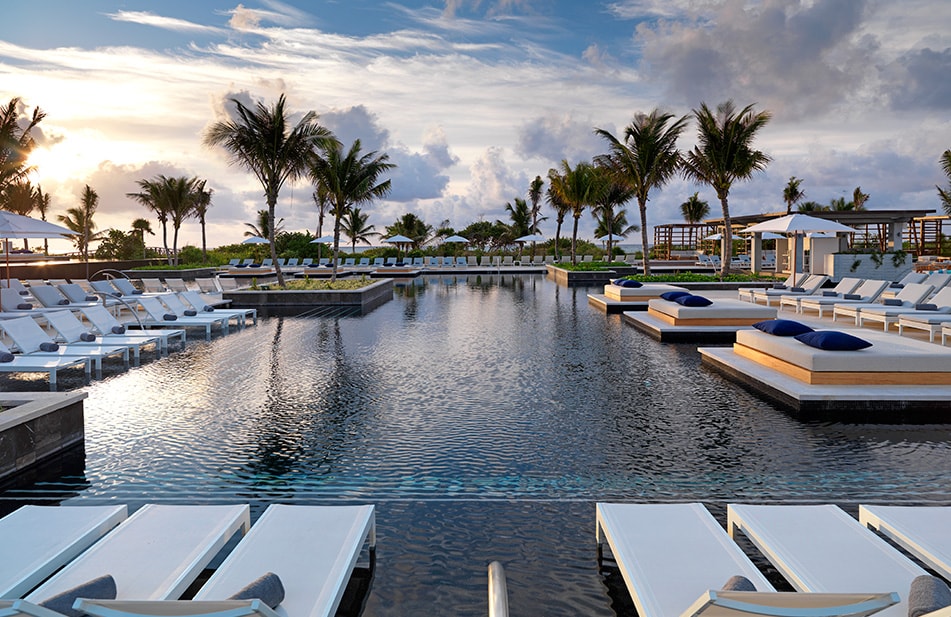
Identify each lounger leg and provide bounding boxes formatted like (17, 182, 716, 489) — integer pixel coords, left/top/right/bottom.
(49, 369, 57, 391)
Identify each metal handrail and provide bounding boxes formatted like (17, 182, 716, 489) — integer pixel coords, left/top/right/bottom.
(488, 561, 509, 617)
(91, 292, 145, 330)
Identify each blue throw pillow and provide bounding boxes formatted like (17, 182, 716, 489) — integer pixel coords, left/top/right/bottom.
(17, 303, 32, 310)
(163, 313, 177, 321)
(843, 293, 862, 300)
(80, 332, 96, 342)
(789, 286, 805, 293)
(675, 294, 713, 307)
(794, 330, 872, 351)
(0, 352, 14, 362)
(184, 309, 198, 316)
(916, 303, 938, 311)
(39, 342, 59, 352)
(614, 279, 642, 288)
(660, 291, 691, 302)
(753, 319, 815, 337)
(111, 325, 126, 334)
(882, 298, 903, 306)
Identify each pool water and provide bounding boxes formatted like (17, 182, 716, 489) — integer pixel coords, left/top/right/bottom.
(3, 273, 951, 615)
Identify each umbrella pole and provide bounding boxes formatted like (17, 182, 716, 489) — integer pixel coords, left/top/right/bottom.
(5, 240, 9, 286)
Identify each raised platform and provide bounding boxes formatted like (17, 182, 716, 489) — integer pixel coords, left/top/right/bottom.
(699, 345, 951, 420)
(588, 294, 648, 314)
(223, 279, 393, 316)
(623, 311, 759, 343)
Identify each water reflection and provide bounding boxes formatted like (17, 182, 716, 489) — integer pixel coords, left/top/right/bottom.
(3, 274, 951, 616)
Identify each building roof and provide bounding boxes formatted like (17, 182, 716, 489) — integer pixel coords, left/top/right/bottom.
(704, 209, 936, 227)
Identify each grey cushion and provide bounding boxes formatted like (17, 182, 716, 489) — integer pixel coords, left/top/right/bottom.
(227, 572, 285, 609)
(916, 303, 938, 311)
(17, 303, 32, 310)
(822, 290, 838, 296)
(844, 293, 862, 300)
(184, 309, 198, 317)
(908, 575, 951, 617)
(58, 299, 70, 305)
(85, 295, 98, 301)
(203, 305, 214, 312)
(39, 574, 117, 617)
(883, 298, 903, 306)
(111, 325, 126, 334)
(0, 352, 15, 362)
(39, 342, 59, 352)
(80, 332, 96, 342)
(721, 575, 756, 592)
(163, 313, 177, 321)
(789, 287, 805, 293)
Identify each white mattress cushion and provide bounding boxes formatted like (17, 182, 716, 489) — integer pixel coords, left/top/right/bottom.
(603, 283, 687, 299)
(649, 298, 777, 320)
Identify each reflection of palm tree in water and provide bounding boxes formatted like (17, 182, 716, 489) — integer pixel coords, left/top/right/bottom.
(241, 317, 367, 487)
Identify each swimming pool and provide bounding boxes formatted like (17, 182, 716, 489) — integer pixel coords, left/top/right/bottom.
(3, 273, 951, 615)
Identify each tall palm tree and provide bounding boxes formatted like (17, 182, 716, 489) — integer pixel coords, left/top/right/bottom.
(340, 207, 378, 254)
(204, 94, 335, 286)
(131, 218, 154, 258)
(505, 197, 532, 239)
(852, 186, 869, 210)
(192, 180, 213, 262)
(680, 192, 710, 248)
(309, 139, 394, 281)
(938, 150, 951, 216)
(546, 176, 571, 261)
(783, 177, 805, 214)
(244, 209, 285, 239)
(682, 100, 772, 277)
(527, 175, 547, 258)
(57, 185, 100, 261)
(591, 167, 636, 260)
(34, 183, 51, 254)
(163, 176, 199, 266)
(127, 178, 170, 260)
(596, 109, 688, 275)
(547, 160, 603, 264)
(0, 98, 45, 194)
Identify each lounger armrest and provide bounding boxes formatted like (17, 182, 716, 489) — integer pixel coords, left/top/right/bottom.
(73, 600, 279, 617)
(680, 590, 899, 617)
(0, 601, 73, 617)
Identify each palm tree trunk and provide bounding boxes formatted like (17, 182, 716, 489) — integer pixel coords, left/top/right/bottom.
(172, 226, 180, 266)
(161, 222, 170, 265)
(201, 220, 207, 263)
(331, 211, 343, 283)
(554, 222, 562, 260)
(268, 195, 285, 287)
(638, 198, 651, 276)
(720, 194, 732, 278)
(571, 215, 580, 264)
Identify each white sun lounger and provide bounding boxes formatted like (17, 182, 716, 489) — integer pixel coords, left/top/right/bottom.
(0, 505, 127, 598)
(43, 309, 162, 366)
(859, 505, 951, 581)
(0, 316, 130, 379)
(596, 503, 895, 617)
(796, 279, 889, 318)
(780, 277, 864, 314)
(857, 286, 951, 330)
(25, 504, 250, 604)
(135, 297, 227, 341)
(78, 305, 185, 356)
(727, 504, 925, 617)
(749, 275, 830, 306)
(0, 339, 89, 389)
(158, 295, 235, 332)
(178, 291, 256, 327)
(194, 504, 376, 617)
(832, 283, 935, 325)
(596, 503, 775, 616)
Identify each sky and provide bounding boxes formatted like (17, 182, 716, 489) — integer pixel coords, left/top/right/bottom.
(2, 0, 950, 251)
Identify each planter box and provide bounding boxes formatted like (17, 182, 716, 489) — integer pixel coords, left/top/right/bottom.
(546, 265, 637, 286)
(824, 253, 913, 283)
(0, 392, 87, 482)
(223, 279, 393, 316)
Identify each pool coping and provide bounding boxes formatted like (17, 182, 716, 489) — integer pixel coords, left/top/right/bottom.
(0, 392, 88, 482)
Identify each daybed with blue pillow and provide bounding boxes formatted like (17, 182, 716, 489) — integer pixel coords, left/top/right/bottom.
(733, 327, 951, 385)
(602, 280, 688, 302)
(647, 296, 777, 326)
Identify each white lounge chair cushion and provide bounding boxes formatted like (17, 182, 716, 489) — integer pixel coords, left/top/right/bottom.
(735, 329, 951, 373)
(39, 575, 116, 617)
(682, 590, 899, 617)
(604, 284, 686, 299)
(650, 299, 777, 320)
(72, 600, 279, 617)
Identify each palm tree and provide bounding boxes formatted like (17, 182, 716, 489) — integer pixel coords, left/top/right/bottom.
(852, 187, 869, 211)
(591, 167, 636, 260)
(203, 94, 335, 286)
(682, 100, 772, 277)
(386, 213, 433, 249)
(595, 109, 688, 275)
(193, 180, 213, 262)
(505, 197, 532, 239)
(340, 207, 378, 253)
(679, 192, 710, 248)
(127, 178, 170, 260)
(0, 180, 35, 250)
(783, 177, 805, 214)
(546, 177, 571, 261)
(57, 185, 100, 261)
(938, 150, 951, 216)
(0, 98, 45, 194)
(829, 196, 852, 211)
(547, 160, 603, 264)
(163, 176, 199, 265)
(309, 139, 394, 281)
(131, 218, 154, 258)
(244, 209, 285, 239)
(797, 200, 827, 212)
(527, 175, 547, 258)
(34, 183, 51, 254)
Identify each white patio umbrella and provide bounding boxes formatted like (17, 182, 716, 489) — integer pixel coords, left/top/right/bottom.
(241, 236, 269, 244)
(515, 233, 546, 243)
(740, 230, 785, 240)
(703, 233, 722, 241)
(443, 235, 470, 243)
(385, 234, 414, 259)
(0, 211, 77, 284)
(309, 235, 336, 243)
(743, 213, 856, 286)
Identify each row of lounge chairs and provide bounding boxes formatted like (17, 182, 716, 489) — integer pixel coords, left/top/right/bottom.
(225, 255, 602, 269)
(0, 503, 375, 617)
(598, 502, 951, 616)
(12, 502, 951, 617)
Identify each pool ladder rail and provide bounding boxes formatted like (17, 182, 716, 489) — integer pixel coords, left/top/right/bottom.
(488, 561, 509, 617)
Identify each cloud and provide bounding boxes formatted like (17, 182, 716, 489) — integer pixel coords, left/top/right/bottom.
(635, 0, 875, 118)
(515, 114, 609, 163)
(321, 105, 390, 153)
(884, 48, 951, 110)
(227, 2, 314, 31)
(107, 11, 226, 35)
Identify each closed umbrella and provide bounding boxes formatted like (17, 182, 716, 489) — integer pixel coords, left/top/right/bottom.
(743, 214, 855, 286)
(0, 211, 76, 284)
